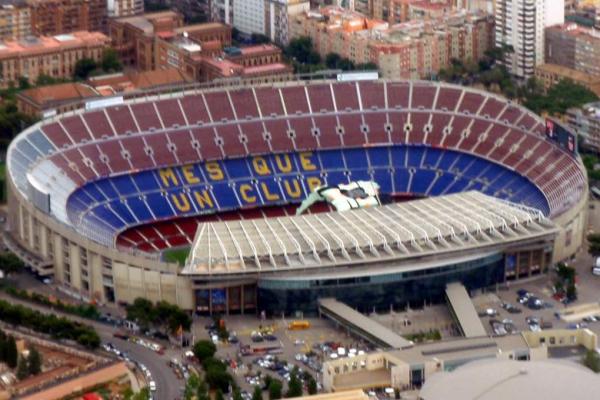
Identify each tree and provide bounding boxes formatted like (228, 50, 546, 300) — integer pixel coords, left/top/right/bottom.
(27, 347, 42, 375)
(286, 367, 303, 398)
(197, 379, 209, 400)
(268, 378, 283, 400)
(233, 386, 244, 400)
(74, 58, 98, 80)
(205, 366, 233, 392)
(285, 37, 320, 65)
(16, 356, 29, 380)
(133, 388, 151, 400)
(0, 253, 24, 275)
(252, 385, 263, 400)
(6, 336, 17, 369)
(325, 53, 342, 69)
(193, 340, 216, 362)
(307, 376, 317, 395)
(584, 350, 600, 373)
(101, 48, 122, 73)
(216, 389, 225, 400)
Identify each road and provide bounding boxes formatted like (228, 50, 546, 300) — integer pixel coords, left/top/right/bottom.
(0, 291, 181, 400)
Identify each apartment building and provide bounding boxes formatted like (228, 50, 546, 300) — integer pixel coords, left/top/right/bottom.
(265, 0, 310, 45)
(107, 0, 144, 18)
(211, 0, 233, 25)
(290, 6, 494, 80)
(546, 23, 600, 79)
(0, 2, 31, 41)
(27, 0, 108, 36)
(233, 0, 266, 35)
(494, 0, 564, 79)
(0, 31, 109, 88)
(535, 63, 600, 95)
(567, 101, 600, 153)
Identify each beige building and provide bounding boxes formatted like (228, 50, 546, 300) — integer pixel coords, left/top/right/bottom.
(323, 329, 598, 392)
(107, 0, 144, 18)
(290, 6, 494, 80)
(535, 63, 600, 96)
(0, 31, 109, 88)
(265, 0, 310, 45)
(0, 3, 31, 41)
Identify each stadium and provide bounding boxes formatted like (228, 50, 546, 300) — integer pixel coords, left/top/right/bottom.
(5, 78, 589, 315)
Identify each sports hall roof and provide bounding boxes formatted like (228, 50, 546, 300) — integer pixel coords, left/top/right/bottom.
(183, 191, 557, 275)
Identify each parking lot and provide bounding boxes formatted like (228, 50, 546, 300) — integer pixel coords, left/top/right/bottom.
(192, 316, 373, 396)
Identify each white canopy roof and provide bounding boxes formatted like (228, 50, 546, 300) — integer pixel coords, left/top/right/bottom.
(183, 191, 556, 275)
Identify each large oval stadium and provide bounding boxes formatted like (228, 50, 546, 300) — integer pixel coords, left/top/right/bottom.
(6, 78, 588, 315)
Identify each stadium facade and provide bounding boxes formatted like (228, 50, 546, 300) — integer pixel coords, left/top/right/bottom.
(6, 79, 588, 315)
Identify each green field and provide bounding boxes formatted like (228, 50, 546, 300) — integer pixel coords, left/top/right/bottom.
(163, 247, 191, 266)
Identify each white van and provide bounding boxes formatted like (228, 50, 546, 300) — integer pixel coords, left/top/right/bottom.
(592, 257, 600, 276)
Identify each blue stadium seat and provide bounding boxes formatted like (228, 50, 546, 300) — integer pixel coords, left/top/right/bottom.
(393, 168, 411, 193)
(411, 170, 437, 194)
(422, 148, 442, 168)
(407, 146, 425, 167)
(367, 147, 390, 168)
(146, 192, 175, 219)
(126, 196, 154, 221)
(429, 173, 455, 196)
(344, 148, 369, 170)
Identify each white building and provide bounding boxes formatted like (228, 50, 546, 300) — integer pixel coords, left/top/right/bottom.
(495, 0, 564, 78)
(107, 0, 144, 17)
(265, 0, 310, 45)
(233, 0, 266, 36)
(211, 0, 232, 25)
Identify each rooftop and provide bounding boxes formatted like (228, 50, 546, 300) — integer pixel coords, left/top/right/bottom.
(17, 83, 99, 106)
(419, 358, 600, 400)
(88, 68, 191, 93)
(184, 191, 556, 274)
(319, 298, 413, 349)
(0, 31, 108, 57)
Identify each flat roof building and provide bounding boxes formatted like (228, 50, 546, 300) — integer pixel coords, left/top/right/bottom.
(16, 82, 100, 117)
(0, 31, 109, 88)
(322, 329, 598, 392)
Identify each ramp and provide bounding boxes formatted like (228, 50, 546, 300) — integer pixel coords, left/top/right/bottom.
(318, 298, 413, 349)
(445, 283, 487, 338)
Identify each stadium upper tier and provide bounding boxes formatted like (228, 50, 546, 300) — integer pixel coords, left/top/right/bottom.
(7, 80, 586, 249)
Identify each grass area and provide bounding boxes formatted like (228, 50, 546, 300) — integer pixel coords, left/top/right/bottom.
(163, 247, 191, 266)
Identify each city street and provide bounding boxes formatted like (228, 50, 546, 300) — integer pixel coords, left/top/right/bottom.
(0, 290, 182, 400)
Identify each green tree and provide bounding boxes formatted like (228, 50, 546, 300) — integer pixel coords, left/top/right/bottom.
(307, 376, 317, 395)
(268, 378, 283, 400)
(27, 347, 42, 375)
(133, 388, 150, 400)
(0, 253, 24, 275)
(6, 336, 17, 369)
(215, 389, 225, 400)
(233, 386, 244, 400)
(584, 350, 600, 372)
(101, 48, 122, 73)
(197, 379, 209, 400)
(252, 385, 263, 400)
(16, 356, 29, 380)
(286, 367, 303, 398)
(74, 58, 98, 80)
(285, 37, 320, 65)
(193, 339, 216, 362)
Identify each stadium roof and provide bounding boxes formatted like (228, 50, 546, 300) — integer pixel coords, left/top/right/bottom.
(183, 191, 557, 275)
